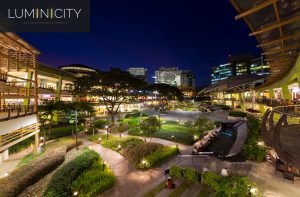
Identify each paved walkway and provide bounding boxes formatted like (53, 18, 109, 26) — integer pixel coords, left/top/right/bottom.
(0, 146, 33, 178)
(80, 137, 180, 197)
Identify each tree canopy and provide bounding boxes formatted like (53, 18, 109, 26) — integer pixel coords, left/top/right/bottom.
(147, 83, 184, 102)
(73, 68, 147, 124)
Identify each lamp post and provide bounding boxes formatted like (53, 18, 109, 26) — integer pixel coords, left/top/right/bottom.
(105, 125, 109, 139)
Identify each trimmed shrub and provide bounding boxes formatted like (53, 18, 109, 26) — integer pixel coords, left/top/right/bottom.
(43, 149, 99, 197)
(71, 158, 116, 197)
(120, 142, 162, 167)
(44, 125, 84, 140)
(201, 172, 222, 190)
(94, 119, 111, 129)
(228, 111, 247, 117)
(243, 115, 266, 162)
(138, 146, 179, 169)
(110, 123, 130, 133)
(193, 117, 215, 135)
(128, 127, 144, 136)
(141, 112, 149, 117)
(246, 108, 261, 113)
(0, 147, 65, 197)
(8, 136, 34, 154)
(170, 165, 183, 179)
(127, 118, 140, 128)
(183, 167, 201, 182)
(213, 104, 231, 110)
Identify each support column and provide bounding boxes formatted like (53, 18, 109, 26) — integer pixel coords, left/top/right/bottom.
(24, 71, 33, 105)
(251, 90, 256, 109)
(56, 76, 62, 101)
(269, 89, 275, 99)
(238, 92, 246, 111)
(230, 93, 234, 109)
(281, 84, 292, 100)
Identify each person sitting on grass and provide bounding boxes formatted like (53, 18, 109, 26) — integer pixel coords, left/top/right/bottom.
(166, 176, 175, 189)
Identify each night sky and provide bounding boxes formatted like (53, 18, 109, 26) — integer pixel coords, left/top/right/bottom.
(19, 0, 261, 87)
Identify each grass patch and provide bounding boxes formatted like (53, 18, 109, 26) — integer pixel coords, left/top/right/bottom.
(168, 182, 189, 197)
(88, 134, 143, 151)
(143, 181, 166, 197)
(71, 158, 116, 197)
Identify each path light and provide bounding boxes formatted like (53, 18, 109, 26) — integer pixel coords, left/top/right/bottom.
(118, 144, 121, 149)
(250, 187, 257, 195)
(176, 119, 179, 122)
(4, 172, 9, 177)
(194, 135, 198, 140)
(98, 137, 102, 141)
(171, 135, 174, 139)
(73, 191, 78, 196)
(257, 141, 264, 147)
(142, 159, 146, 165)
(88, 145, 91, 149)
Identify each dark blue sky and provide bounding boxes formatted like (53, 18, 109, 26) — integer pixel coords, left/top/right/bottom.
(19, 0, 261, 86)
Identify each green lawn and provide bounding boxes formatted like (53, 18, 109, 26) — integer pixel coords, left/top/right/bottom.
(143, 181, 166, 197)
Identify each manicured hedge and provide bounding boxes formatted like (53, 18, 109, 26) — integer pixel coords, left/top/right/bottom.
(243, 115, 266, 162)
(138, 146, 179, 169)
(71, 158, 116, 197)
(8, 136, 34, 154)
(128, 127, 144, 136)
(110, 123, 130, 133)
(228, 111, 247, 117)
(43, 149, 99, 197)
(201, 172, 260, 196)
(43, 125, 84, 140)
(120, 142, 162, 167)
(169, 165, 201, 182)
(0, 147, 65, 197)
(94, 119, 111, 129)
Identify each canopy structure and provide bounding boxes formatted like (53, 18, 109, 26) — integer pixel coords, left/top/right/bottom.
(230, 0, 300, 87)
(201, 75, 265, 94)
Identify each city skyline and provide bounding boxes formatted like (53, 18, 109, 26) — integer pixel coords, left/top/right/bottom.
(19, 0, 260, 87)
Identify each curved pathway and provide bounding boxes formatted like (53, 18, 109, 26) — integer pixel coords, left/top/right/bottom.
(79, 135, 192, 197)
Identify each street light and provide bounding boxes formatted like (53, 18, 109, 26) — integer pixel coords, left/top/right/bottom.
(105, 125, 109, 139)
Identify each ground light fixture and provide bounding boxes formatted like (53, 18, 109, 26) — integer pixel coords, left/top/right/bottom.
(4, 172, 9, 177)
(194, 135, 198, 140)
(250, 187, 258, 195)
(118, 144, 121, 149)
(257, 141, 265, 147)
(73, 191, 78, 196)
(141, 159, 146, 165)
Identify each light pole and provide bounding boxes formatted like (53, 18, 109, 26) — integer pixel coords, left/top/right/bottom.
(105, 125, 109, 139)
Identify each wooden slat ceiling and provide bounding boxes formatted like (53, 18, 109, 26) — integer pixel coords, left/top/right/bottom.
(230, 0, 300, 86)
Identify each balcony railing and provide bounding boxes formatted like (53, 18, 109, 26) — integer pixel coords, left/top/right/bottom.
(0, 105, 35, 122)
(0, 123, 38, 152)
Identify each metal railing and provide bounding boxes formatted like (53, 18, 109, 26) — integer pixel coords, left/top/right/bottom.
(0, 105, 35, 121)
(0, 123, 38, 152)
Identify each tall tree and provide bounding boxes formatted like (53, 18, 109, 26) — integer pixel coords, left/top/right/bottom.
(73, 68, 147, 125)
(147, 83, 184, 106)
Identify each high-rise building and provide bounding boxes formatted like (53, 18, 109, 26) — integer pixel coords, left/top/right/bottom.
(211, 54, 270, 84)
(154, 67, 195, 90)
(127, 67, 147, 82)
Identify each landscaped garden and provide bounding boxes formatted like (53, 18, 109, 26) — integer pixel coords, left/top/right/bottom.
(88, 134, 179, 169)
(168, 165, 261, 197)
(127, 116, 215, 145)
(44, 148, 115, 197)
